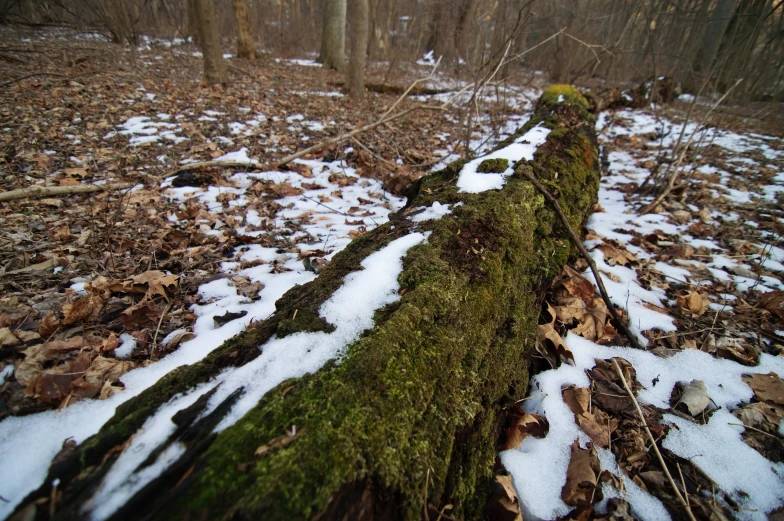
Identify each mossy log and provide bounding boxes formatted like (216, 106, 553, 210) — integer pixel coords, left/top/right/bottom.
(11, 85, 600, 521)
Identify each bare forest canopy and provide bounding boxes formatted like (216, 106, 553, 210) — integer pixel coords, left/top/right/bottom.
(2, 0, 783, 101)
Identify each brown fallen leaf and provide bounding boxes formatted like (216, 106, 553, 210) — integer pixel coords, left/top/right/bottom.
(82, 356, 136, 389)
(486, 473, 523, 521)
(562, 386, 618, 448)
(742, 372, 784, 405)
(561, 439, 602, 507)
(38, 311, 60, 338)
(559, 265, 596, 300)
(734, 401, 784, 433)
(759, 290, 784, 319)
(675, 380, 712, 416)
(503, 408, 549, 450)
(537, 323, 574, 369)
(676, 291, 709, 316)
(121, 299, 163, 330)
(62, 294, 105, 326)
(596, 243, 638, 267)
(255, 426, 307, 457)
(0, 327, 20, 347)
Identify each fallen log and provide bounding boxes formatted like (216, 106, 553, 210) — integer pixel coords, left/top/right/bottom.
(9, 85, 600, 521)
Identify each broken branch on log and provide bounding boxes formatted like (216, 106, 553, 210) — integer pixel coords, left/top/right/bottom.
(0, 182, 135, 202)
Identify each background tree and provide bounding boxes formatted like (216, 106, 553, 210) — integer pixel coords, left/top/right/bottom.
(193, 0, 227, 85)
(348, 0, 369, 100)
(318, 0, 346, 71)
(231, 0, 256, 59)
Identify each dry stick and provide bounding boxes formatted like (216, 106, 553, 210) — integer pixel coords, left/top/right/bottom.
(518, 170, 644, 350)
(379, 56, 441, 121)
(611, 359, 698, 521)
(639, 79, 743, 215)
(0, 182, 135, 203)
(158, 160, 263, 180)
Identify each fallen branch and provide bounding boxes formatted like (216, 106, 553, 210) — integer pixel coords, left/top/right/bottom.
(518, 168, 644, 350)
(611, 359, 698, 521)
(159, 160, 263, 180)
(0, 182, 135, 203)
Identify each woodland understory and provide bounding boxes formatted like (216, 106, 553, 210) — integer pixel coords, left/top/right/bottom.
(0, 22, 783, 521)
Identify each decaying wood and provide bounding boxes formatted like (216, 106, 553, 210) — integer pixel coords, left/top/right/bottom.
(11, 86, 600, 521)
(0, 182, 135, 202)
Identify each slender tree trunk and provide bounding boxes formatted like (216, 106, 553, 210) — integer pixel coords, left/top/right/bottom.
(348, 0, 369, 100)
(319, 0, 347, 71)
(187, 0, 200, 45)
(231, 0, 256, 59)
(193, 0, 228, 85)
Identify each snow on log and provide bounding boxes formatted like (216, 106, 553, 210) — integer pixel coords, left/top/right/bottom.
(9, 85, 600, 521)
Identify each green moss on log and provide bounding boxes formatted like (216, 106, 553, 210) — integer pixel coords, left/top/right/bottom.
(476, 158, 509, 173)
(17, 85, 600, 521)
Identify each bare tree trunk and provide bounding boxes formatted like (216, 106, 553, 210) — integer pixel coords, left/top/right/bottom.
(454, 0, 479, 63)
(193, 0, 228, 85)
(319, 0, 347, 71)
(231, 0, 256, 59)
(693, 0, 739, 82)
(348, 0, 369, 100)
(187, 0, 200, 45)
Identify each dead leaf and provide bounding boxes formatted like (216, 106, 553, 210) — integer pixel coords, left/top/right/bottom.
(759, 291, 784, 319)
(0, 327, 20, 347)
(62, 294, 105, 325)
(742, 372, 784, 405)
(82, 356, 136, 388)
(596, 243, 638, 267)
(486, 473, 523, 521)
(537, 323, 574, 368)
(120, 299, 163, 329)
(562, 386, 618, 448)
(266, 182, 302, 198)
(561, 440, 602, 507)
(503, 409, 549, 450)
(734, 402, 784, 433)
(559, 265, 596, 299)
(675, 380, 711, 416)
(676, 291, 709, 316)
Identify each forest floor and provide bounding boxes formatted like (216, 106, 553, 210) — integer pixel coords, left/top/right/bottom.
(0, 24, 783, 521)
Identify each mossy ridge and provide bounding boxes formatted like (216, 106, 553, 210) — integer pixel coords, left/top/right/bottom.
(19, 85, 599, 521)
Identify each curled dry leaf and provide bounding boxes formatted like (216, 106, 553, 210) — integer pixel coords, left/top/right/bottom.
(562, 386, 618, 448)
(537, 323, 574, 369)
(0, 327, 20, 347)
(39, 310, 60, 338)
(676, 291, 710, 316)
(734, 402, 784, 433)
(503, 408, 549, 450)
(742, 372, 784, 405)
(759, 290, 784, 319)
(596, 242, 638, 267)
(486, 473, 523, 521)
(675, 379, 712, 416)
(62, 294, 105, 326)
(559, 265, 596, 300)
(561, 439, 602, 507)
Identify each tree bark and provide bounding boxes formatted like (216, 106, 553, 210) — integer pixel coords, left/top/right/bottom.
(193, 0, 228, 85)
(231, 0, 256, 59)
(10, 86, 600, 521)
(348, 0, 369, 101)
(318, 0, 347, 71)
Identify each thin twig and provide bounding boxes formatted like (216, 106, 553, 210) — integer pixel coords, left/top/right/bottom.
(152, 302, 172, 350)
(518, 169, 643, 350)
(612, 359, 697, 521)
